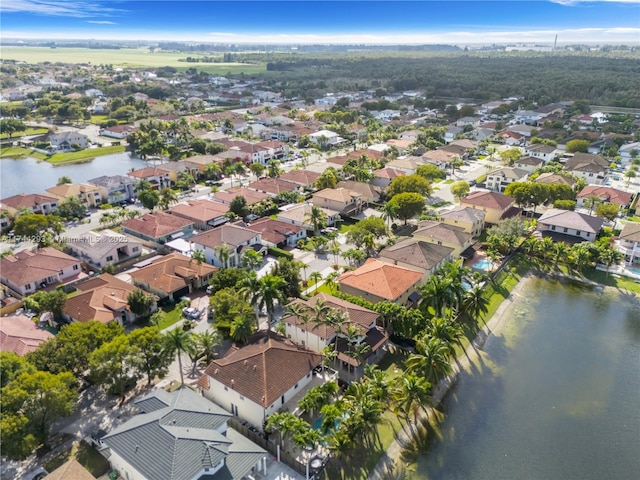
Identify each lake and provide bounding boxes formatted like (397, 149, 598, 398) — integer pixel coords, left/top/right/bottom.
(0, 153, 148, 198)
(409, 278, 640, 480)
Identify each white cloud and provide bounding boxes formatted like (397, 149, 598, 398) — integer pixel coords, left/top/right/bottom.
(549, 0, 640, 5)
(2, 0, 124, 18)
(87, 20, 117, 25)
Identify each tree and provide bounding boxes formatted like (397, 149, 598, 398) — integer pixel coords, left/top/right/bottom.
(271, 257, 303, 299)
(267, 159, 282, 178)
(204, 162, 222, 180)
(138, 189, 160, 210)
(241, 248, 263, 270)
(158, 187, 178, 210)
(229, 314, 254, 343)
(229, 195, 248, 218)
(624, 166, 637, 186)
(193, 329, 220, 366)
(595, 203, 619, 222)
(191, 249, 206, 266)
(566, 139, 590, 153)
(584, 195, 602, 215)
(241, 273, 287, 326)
(387, 174, 432, 198)
(56, 196, 86, 220)
(450, 180, 470, 203)
(249, 162, 265, 181)
(127, 288, 156, 317)
(57, 176, 72, 185)
(89, 334, 139, 396)
(462, 285, 490, 321)
(388, 192, 425, 225)
(215, 243, 232, 268)
(405, 336, 452, 386)
(23, 289, 67, 321)
(0, 371, 77, 452)
(0, 352, 36, 388)
(381, 201, 398, 228)
(164, 328, 193, 386)
(416, 164, 447, 181)
(129, 327, 172, 385)
(208, 268, 250, 294)
(392, 373, 432, 434)
(0, 118, 27, 138)
(315, 168, 338, 189)
(13, 214, 64, 246)
(304, 205, 328, 234)
(498, 148, 522, 165)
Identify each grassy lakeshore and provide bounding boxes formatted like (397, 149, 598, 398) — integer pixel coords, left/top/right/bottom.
(46, 145, 126, 164)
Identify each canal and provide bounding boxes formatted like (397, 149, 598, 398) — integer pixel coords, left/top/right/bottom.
(409, 278, 640, 480)
(1, 153, 148, 198)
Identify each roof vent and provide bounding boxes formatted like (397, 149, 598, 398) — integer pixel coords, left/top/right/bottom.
(253, 365, 257, 372)
(135, 445, 139, 452)
(231, 379, 234, 389)
(214, 368, 219, 375)
(244, 360, 248, 367)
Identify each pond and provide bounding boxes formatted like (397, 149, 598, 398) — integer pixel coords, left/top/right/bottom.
(408, 278, 640, 480)
(1, 153, 148, 198)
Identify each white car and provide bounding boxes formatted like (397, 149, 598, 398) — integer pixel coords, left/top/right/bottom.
(182, 307, 201, 320)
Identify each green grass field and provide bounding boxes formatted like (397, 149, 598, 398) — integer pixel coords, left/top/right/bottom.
(1, 46, 266, 74)
(0, 127, 49, 139)
(46, 145, 125, 164)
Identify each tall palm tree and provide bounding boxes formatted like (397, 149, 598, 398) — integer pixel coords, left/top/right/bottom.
(406, 336, 452, 387)
(304, 205, 327, 235)
(233, 161, 246, 186)
(136, 179, 152, 192)
(551, 241, 569, 271)
(427, 318, 463, 356)
(309, 271, 322, 294)
(214, 243, 232, 268)
(195, 329, 220, 365)
(462, 285, 490, 322)
(381, 201, 398, 228)
(286, 301, 312, 347)
(164, 328, 193, 386)
(241, 274, 287, 327)
(191, 249, 206, 266)
(158, 187, 178, 211)
(204, 162, 222, 180)
(599, 247, 623, 279)
(392, 373, 432, 434)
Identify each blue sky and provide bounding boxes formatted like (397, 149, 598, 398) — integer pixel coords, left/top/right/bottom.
(2, 1, 639, 43)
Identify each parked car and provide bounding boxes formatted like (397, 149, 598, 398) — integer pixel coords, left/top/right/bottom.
(182, 307, 201, 320)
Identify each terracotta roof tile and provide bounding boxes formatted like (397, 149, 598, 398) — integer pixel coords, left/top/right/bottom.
(130, 253, 216, 295)
(122, 212, 193, 239)
(0, 247, 79, 286)
(0, 313, 54, 355)
(201, 331, 322, 407)
(461, 191, 515, 211)
(338, 258, 423, 301)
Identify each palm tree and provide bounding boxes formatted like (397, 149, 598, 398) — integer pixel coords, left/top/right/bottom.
(381, 201, 398, 228)
(393, 373, 432, 434)
(427, 318, 463, 356)
(406, 336, 452, 387)
(584, 195, 602, 215)
(164, 328, 193, 386)
(324, 271, 340, 293)
(304, 205, 327, 235)
(286, 301, 312, 347)
(136, 179, 152, 192)
(329, 241, 341, 268)
(309, 271, 322, 294)
(191, 249, 206, 265)
(241, 274, 287, 327)
(214, 243, 232, 268)
(462, 285, 490, 322)
(266, 159, 282, 178)
(158, 187, 178, 211)
(204, 162, 222, 180)
(551, 241, 569, 271)
(599, 247, 623, 279)
(195, 329, 220, 365)
(230, 315, 253, 343)
(233, 161, 246, 186)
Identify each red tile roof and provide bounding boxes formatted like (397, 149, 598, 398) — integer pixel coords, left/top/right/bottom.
(0, 313, 54, 355)
(338, 258, 423, 301)
(129, 253, 216, 295)
(461, 191, 515, 211)
(201, 331, 322, 407)
(577, 186, 633, 207)
(0, 247, 79, 286)
(122, 212, 193, 239)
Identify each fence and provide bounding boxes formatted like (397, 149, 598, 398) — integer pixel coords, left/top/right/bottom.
(228, 417, 318, 478)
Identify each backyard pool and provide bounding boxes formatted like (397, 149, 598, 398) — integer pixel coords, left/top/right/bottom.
(471, 258, 494, 271)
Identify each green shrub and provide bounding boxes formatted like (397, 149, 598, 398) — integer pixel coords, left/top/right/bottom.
(268, 246, 293, 259)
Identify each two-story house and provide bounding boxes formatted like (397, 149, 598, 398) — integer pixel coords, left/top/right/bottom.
(276, 203, 340, 231)
(617, 223, 640, 267)
(461, 191, 519, 225)
(412, 221, 473, 258)
(378, 238, 454, 282)
(564, 153, 609, 186)
(524, 144, 558, 163)
(45, 183, 103, 208)
(438, 206, 486, 237)
(128, 167, 172, 190)
(169, 199, 230, 230)
(312, 187, 363, 216)
(485, 167, 529, 193)
(88, 175, 137, 204)
(190, 224, 264, 268)
(1, 193, 58, 215)
(245, 217, 306, 248)
(67, 230, 143, 268)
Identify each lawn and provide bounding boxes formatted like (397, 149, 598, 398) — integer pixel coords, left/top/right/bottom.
(0, 127, 49, 139)
(43, 441, 110, 477)
(46, 145, 125, 164)
(1, 46, 266, 74)
(582, 268, 640, 295)
(625, 216, 640, 223)
(155, 305, 183, 330)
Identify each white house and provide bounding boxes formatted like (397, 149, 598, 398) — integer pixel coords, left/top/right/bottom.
(524, 144, 558, 163)
(189, 224, 263, 268)
(309, 129, 342, 147)
(67, 230, 142, 268)
(199, 331, 322, 430)
(485, 167, 529, 193)
(537, 209, 603, 242)
(617, 223, 640, 267)
(48, 131, 88, 152)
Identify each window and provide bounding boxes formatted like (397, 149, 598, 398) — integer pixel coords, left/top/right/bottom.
(586, 232, 591, 237)
(59, 270, 64, 275)
(563, 228, 568, 233)
(25, 283, 32, 291)
(551, 225, 556, 231)
(73, 265, 79, 270)
(106, 256, 114, 262)
(576, 231, 581, 236)
(294, 383, 298, 389)
(224, 386, 228, 391)
(132, 247, 139, 252)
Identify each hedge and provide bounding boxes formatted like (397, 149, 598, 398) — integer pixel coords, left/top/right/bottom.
(268, 246, 293, 260)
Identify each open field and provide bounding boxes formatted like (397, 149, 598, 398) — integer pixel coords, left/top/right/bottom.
(1, 46, 266, 74)
(47, 145, 126, 164)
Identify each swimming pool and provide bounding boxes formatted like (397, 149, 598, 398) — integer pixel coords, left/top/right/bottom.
(471, 258, 494, 271)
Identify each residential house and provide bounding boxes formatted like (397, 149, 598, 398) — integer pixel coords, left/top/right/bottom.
(99, 125, 136, 139)
(534, 172, 577, 188)
(285, 293, 388, 378)
(514, 156, 545, 174)
(182, 155, 218, 175)
(128, 167, 172, 190)
(122, 212, 194, 247)
(576, 186, 633, 209)
(0, 193, 58, 215)
(279, 170, 321, 190)
(439, 206, 486, 237)
(245, 217, 306, 248)
(422, 150, 454, 169)
(156, 161, 200, 184)
(247, 177, 300, 196)
(46, 183, 103, 208)
(378, 238, 453, 281)
(372, 167, 405, 188)
(618, 141, 640, 161)
(190, 224, 264, 268)
(512, 110, 545, 125)
(309, 129, 342, 147)
(399, 129, 422, 142)
(199, 331, 322, 430)
(88, 175, 136, 204)
(312, 188, 364, 216)
(338, 258, 423, 306)
(210, 187, 270, 207)
(62, 273, 154, 325)
(524, 144, 558, 163)
(276, 203, 340, 231)
(336, 181, 383, 204)
(67, 230, 143, 268)
(496, 130, 524, 146)
(412, 221, 473, 257)
(42, 459, 95, 480)
(444, 125, 463, 143)
(0, 313, 54, 355)
(461, 191, 519, 224)
(47, 131, 88, 152)
(169, 199, 229, 230)
(130, 252, 216, 302)
(537, 209, 603, 242)
(0, 247, 83, 297)
(456, 116, 481, 128)
(485, 167, 529, 193)
(101, 387, 267, 480)
(564, 153, 609, 185)
(617, 223, 640, 266)
(384, 157, 424, 175)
